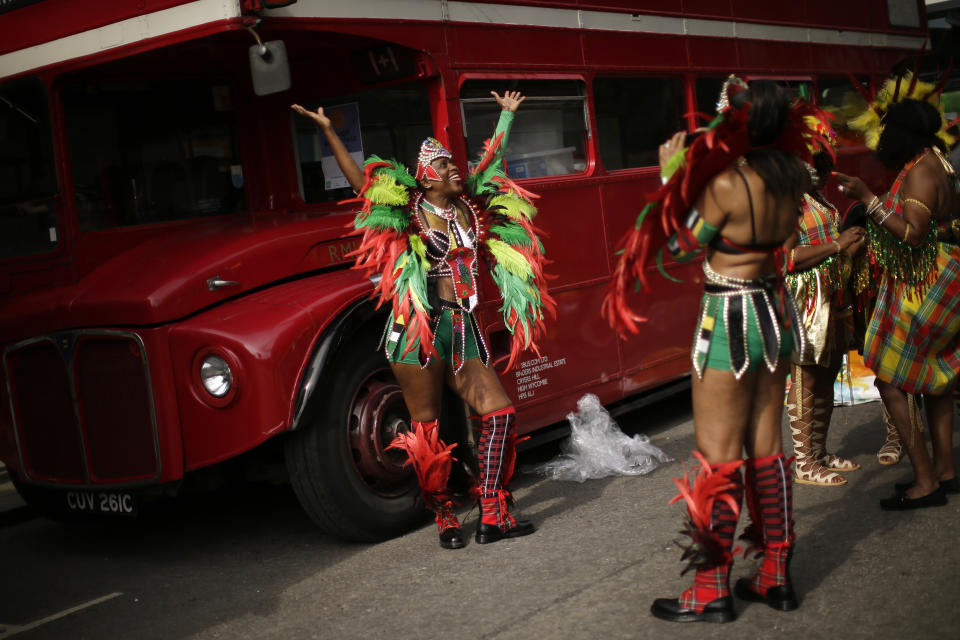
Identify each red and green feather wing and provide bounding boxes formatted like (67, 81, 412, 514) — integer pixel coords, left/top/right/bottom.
(344, 157, 437, 360)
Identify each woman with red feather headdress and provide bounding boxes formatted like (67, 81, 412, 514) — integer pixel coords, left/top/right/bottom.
(603, 79, 828, 622)
(292, 91, 554, 549)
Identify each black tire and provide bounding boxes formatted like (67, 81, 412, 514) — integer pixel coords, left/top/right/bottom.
(284, 338, 468, 542)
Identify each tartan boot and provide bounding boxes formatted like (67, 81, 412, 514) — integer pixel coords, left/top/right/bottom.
(735, 453, 798, 611)
(651, 461, 743, 623)
(475, 407, 535, 544)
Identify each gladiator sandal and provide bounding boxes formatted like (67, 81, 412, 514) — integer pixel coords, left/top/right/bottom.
(735, 453, 798, 611)
(387, 419, 465, 550)
(651, 455, 743, 624)
(876, 400, 903, 466)
(788, 366, 846, 486)
(475, 407, 535, 544)
(813, 393, 860, 472)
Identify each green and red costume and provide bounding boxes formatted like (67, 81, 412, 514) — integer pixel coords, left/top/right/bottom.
(349, 110, 554, 544)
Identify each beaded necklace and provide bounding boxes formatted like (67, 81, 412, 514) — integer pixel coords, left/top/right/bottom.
(411, 191, 483, 311)
(419, 197, 457, 220)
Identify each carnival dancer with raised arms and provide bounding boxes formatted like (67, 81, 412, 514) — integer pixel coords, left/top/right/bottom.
(292, 91, 554, 549)
(604, 78, 830, 622)
(834, 70, 960, 509)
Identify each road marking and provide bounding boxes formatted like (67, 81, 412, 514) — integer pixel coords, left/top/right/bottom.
(0, 592, 123, 638)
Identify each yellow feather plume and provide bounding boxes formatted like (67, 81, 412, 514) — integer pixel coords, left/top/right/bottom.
(408, 234, 429, 269)
(487, 238, 532, 280)
(490, 194, 538, 220)
(848, 72, 955, 150)
(365, 175, 410, 206)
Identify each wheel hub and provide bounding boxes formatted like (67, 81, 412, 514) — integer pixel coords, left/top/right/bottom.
(347, 371, 414, 496)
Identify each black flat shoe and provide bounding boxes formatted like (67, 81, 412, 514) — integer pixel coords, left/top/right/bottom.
(734, 578, 798, 611)
(880, 488, 948, 511)
(650, 597, 736, 623)
(475, 519, 536, 544)
(894, 477, 960, 495)
(439, 527, 465, 549)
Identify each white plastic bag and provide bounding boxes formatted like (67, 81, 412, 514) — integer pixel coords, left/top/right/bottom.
(525, 394, 672, 482)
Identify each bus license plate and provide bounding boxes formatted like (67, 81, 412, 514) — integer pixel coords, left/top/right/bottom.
(65, 491, 137, 516)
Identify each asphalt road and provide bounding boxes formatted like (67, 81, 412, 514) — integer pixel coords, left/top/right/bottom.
(1, 393, 957, 640)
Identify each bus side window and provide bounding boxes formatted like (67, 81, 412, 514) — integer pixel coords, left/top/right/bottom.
(818, 76, 868, 148)
(291, 82, 433, 204)
(460, 79, 588, 178)
(0, 76, 59, 260)
(593, 76, 684, 171)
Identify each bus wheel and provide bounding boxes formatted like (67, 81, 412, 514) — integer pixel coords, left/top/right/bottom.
(284, 344, 422, 542)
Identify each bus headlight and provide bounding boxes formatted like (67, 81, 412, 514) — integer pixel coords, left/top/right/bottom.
(200, 355, 233, 398)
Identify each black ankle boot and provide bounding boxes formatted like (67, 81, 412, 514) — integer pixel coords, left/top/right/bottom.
(438, 527, 465, 549)
(650, 596, 736, 623)
(734, 578, 798, 611)
(475, 519, 535, 544)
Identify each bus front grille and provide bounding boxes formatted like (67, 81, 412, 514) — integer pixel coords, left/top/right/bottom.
(4, 332, 160, 485)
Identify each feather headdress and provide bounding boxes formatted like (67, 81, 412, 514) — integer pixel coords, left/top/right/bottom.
(848, 71, 955, 150)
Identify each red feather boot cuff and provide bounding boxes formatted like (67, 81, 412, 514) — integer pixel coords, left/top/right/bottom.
(387, 419, 464, 549)
(651, 454, 743, 623)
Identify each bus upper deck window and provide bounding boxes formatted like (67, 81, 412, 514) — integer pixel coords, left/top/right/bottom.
(292, 83, 432, 204)
(887, 0, 922, 28)
(594, 76, 684, 171)
(0, 77, 59, 260)
(62, 79, 245, 232)
(460, 79, 588, 179)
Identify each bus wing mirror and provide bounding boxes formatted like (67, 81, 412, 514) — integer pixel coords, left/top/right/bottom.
(249, 40, 291, 96)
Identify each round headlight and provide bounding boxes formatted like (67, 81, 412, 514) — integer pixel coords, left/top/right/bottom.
(200, 355, 232, 398)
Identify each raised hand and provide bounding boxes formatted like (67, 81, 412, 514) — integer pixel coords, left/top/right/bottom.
(491, 90, 526, 113)
(659, 131, 687, 170)
(832, 172, 873, 203)
(291, 104, 331, 130)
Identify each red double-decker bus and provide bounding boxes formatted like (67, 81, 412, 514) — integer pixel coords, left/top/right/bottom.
(0, 0, 927, 540)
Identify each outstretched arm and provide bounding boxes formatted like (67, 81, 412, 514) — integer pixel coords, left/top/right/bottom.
(469, 91, 526, 191)
(488, 90, 524, 154)
(291, 104, 365, 193)
(834, 169, 933, 248)
(788, 227, 865, 271)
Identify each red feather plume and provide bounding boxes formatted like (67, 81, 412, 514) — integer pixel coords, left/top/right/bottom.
(670, 452, 745, 574)
(387, 421, 457, 512)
